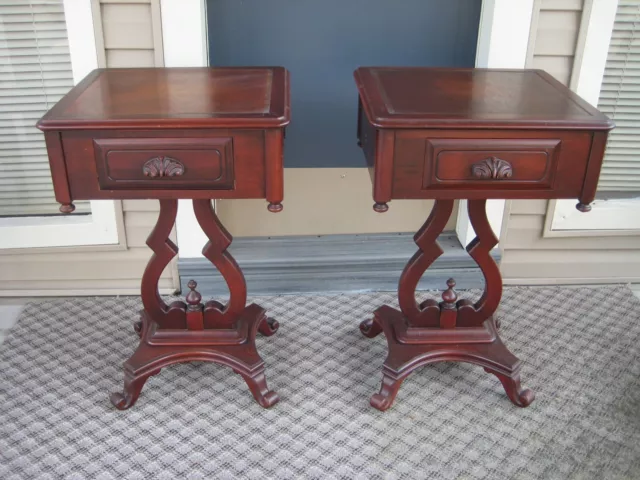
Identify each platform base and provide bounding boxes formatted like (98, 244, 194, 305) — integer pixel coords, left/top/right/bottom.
(111, 304, 279, 410)
(361, 305, 534, 411)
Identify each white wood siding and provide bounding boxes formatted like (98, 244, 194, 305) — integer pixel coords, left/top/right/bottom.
(0, 0, 178, 296)
(502, 0, 640, 285)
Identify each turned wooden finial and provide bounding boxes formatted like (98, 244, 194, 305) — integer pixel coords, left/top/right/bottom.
(441, 278, 458, 310)
(185, 280, 204, 330)
(439, 278, 458, 329)
(185, 280, 202, 311)
(59, 203, 75, 214)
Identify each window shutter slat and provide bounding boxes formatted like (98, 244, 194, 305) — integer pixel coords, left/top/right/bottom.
(597, 1, 640, 194)
(0, 0, 89, 216)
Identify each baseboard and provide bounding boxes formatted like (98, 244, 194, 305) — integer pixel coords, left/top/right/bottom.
(178, 232, 500, 295)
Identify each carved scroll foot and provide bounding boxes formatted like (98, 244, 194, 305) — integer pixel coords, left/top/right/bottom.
(258, 317, 279, 337)
(110, 370, 157, 410)
(359, 318, 383, 338)
(484, 368, 535, 408)
(241, 370, 280, 408)
(370, 372, 405, 411)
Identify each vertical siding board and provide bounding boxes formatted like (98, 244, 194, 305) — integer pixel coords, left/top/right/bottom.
(502, 0, 640, 284)
(0, 0, 176, 296)
(150, 0, 165, 66)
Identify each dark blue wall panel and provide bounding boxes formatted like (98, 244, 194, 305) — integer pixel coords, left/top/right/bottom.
(207, 0, 482, 167)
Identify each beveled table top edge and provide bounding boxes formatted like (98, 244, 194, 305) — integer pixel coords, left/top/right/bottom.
(354, 67, 615, 131)
(37, 67, 291, 131)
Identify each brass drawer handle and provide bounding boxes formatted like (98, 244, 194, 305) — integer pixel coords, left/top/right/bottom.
(142, 156, 185, 178)
(471, 157, 513, 180)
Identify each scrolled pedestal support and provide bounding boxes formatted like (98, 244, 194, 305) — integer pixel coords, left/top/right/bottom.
(111, 199, 279, 410)
(361, 199, 534, 411)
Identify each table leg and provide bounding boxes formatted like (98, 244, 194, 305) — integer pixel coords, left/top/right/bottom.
(361, 199, 534, 411)
(111, 199, 279, 410)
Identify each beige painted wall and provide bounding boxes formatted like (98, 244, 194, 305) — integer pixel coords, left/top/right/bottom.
(0, 0, 177, 296)
(501, 0, 640, 285)
(218, 169, 457, 236)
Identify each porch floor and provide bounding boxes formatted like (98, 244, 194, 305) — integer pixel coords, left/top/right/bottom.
(1, 286, 639, 479)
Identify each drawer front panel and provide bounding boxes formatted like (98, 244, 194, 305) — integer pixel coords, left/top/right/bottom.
(94, 137, 235, 190)
(424, 138, 561, 190)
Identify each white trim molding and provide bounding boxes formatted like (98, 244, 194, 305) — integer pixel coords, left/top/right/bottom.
(160, 0, 209, 258)
(456, 0, 535, 249)
(160, 0, 208, 68)
(546, 198, 640, 237)
(0, 0, 120, 250)
(475, 0, 535, 70)
(0, 201, 124, 250)
(546, 0, 640, 236)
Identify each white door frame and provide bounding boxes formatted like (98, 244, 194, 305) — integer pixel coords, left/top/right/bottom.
(160, 0, 209, 258)
(0, 0, 121, 251)
(160, 0, 531, 254)
(545, 0, 640, 237)
(456, 0, 535, 248)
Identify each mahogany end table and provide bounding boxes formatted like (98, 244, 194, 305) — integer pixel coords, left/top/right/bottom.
(354, 67, 614, 411)
(38, 67, 290, 409)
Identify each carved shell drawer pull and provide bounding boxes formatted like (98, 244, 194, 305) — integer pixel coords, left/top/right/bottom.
(471, 157, 513, 180)
(142, 156, 185, 178)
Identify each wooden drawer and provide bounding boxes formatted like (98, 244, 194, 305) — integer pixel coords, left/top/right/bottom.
(389, 130, 594, 200)
(93, 137, 235, 190)
(424, 138, 560, 190)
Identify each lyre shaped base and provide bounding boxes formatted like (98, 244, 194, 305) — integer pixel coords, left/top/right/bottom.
(112, 199, 280, 410)
(362, 199, 533, 411)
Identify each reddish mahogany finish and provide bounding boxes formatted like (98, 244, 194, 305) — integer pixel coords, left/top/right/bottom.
(38, 67, 289, 409)
(355, 67, 613, 411)
(355, 67, 613, 211)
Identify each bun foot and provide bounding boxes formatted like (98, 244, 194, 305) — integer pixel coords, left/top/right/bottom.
(576, 202, 592, 212)
(360, 318, 383, 338)
(485, 368, 535, 408)
(373, 202, 389, 213)
(241, 370, 279, 408)
(59, 203, 75, 214)
(267, 202, 283, 213)
(258, 317, 279, 337)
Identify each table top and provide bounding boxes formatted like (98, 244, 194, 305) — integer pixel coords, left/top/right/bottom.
(354, 67, 613, 131)
(38, 67, 290, 130)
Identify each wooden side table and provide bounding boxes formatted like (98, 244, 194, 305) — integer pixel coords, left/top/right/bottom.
(354, 67, 614, 411)
(38, 67, 290, 409)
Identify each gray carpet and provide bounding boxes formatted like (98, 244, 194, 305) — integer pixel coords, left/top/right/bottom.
(1, 286, 639, 480)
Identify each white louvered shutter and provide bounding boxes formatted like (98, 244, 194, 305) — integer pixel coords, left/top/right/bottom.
(598, 0, 640, 194)
(0, 0, 88, 216)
